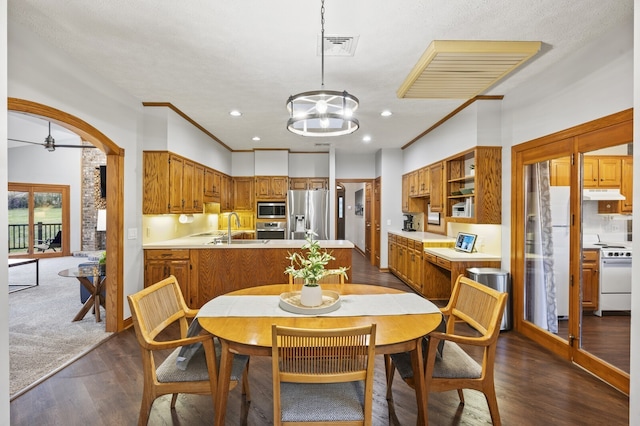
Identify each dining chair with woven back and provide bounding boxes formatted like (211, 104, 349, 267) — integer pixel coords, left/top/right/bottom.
(385, 275, 508, 425)
(271, 324, 377, 426)
(127, 275, 250, 426)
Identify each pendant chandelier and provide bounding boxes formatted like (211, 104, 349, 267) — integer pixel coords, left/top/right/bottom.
(286, 0, 359, 137)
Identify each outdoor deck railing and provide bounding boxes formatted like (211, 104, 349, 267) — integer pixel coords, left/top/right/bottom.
(8, 222, 62, 251)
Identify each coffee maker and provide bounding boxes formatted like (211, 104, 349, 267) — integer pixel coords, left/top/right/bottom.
(402, 214, 416, 232)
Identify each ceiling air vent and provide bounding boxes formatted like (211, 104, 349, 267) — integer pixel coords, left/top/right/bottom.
(318, 35, 359, 56)
(397, 40, 542, 99)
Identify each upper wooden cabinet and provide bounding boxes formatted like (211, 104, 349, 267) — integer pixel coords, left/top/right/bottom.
(289, 177, 328, 190)
(429, 162, 444, 212)
(220, 173, 233, 211)
(203, 167, 221, 203)
(233, 177, 255, 210)
(620, 157, 633, 213)
(402, 173, 425, 213)
(417, 166, 430, 197)
(256, 176, 288, 199)
(445, 146, 502, 224)
(583, 156, 622, 188)
(550, 157, 571, 186)
(144, 152, 187, 214)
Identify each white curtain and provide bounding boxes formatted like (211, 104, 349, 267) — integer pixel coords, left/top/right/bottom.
(524, 161, 558, 333)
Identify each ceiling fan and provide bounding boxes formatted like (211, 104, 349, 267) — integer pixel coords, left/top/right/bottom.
(8, 122, 97, 152)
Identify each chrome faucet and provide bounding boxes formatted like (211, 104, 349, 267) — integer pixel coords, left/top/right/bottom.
(228, 212, 240, 244)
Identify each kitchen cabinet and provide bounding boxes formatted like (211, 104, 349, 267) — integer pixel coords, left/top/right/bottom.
(203, 167, 221, 203)
(550, 157, 571, 186)
(408, 170, 419, 197)
(402, 173, 426, 213)
(417, 166, 430, 197)
(185, 162, 204, 213)
(388, 234, 397, 273)
(582, 249, 599, 311)
(429, 162, 444, 212)
(143, 152, 186, 214)
(233, 177, 255, 210)
(407, 240, 423, 293)
(289, 177, 328, 190)
(256, 176, 288, 200)
(388, 236, 422, 294)
(620, 157, 633, 213)
(445, 146, 501, 224)
(220, 173, 233, 211)
(144, 249, 192, 306)
(583, 156, 621, 188)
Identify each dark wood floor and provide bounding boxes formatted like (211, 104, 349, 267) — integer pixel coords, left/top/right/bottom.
(10, 250, 629, 425)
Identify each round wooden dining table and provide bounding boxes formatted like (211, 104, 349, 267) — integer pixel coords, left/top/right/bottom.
(197, 283, 442, 426)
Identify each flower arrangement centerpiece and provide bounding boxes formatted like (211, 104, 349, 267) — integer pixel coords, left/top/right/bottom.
(284, 231, 348, 306)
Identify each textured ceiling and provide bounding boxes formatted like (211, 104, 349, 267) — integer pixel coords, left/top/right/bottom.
(7, 0, 633, 154)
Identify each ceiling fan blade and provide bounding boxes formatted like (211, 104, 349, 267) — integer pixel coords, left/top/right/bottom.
(8, 138, 46, 146)
(53, 144, 98, 148)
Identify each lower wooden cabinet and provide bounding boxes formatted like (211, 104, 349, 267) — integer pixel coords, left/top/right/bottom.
(582, 249, 599, 311)
(144, 249, 192, 306)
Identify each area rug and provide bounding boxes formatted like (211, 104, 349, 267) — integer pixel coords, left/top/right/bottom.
(8, 256, 113, 397)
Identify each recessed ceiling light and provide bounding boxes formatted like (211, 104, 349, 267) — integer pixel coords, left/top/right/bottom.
(362, 135, 372, 143)
(380, 110, 392, 117)
(229, 110, 242, 117)
(252, 136, 261, 141)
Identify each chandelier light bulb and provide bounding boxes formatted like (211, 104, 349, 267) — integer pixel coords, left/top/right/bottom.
(320, 117, 330, 128)
(316, 99, 328, 114)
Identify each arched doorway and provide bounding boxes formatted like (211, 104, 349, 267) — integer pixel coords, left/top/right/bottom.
(8, 98, 125, 332)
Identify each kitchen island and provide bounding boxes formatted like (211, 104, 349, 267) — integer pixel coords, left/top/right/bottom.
(143, 238, 354, 308)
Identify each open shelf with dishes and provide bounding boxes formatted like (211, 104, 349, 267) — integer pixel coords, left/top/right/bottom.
(446, 146, 501, 224)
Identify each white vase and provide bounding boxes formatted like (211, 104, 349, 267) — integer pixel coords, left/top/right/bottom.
(300, 284, 323, 307)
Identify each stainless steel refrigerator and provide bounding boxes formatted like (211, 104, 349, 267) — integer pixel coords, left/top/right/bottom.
(287, 190, 329, 240)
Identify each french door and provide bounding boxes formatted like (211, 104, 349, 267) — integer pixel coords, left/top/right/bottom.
(8, 183, 70, 257)
(512, 110, 632, 394)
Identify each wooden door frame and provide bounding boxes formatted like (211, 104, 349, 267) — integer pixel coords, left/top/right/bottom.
(334, 178, 376, 264)
(9, 98, 126, 333)
(8, 182, 71, 257)
(511, 108, 632, 394)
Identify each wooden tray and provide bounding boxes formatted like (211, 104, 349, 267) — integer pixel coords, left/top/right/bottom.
(279, 290, 341, 315)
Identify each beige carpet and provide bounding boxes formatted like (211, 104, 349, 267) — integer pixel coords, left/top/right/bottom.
(8, 256, 113, 397)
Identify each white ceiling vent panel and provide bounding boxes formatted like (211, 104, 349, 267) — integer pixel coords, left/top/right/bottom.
(318, 35, 359, 56)
(397, 40, 542, 99)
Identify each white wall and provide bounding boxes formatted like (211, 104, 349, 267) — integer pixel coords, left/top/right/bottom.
(232, 151, 255, 176)
(343, 182, 365, 251)
(8, 145, 83, 252)
(8, 21, 145, 322)
(255, 150, 289, 176)
(630, 1, 639, 422)
(1, 0, 9, 420)
(379, 148, 404, 267)
(288, 152, 329, 177)
(336, 152, 376, 179)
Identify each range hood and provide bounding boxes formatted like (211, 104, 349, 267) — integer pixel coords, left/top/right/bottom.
(582, 188, 626, 201)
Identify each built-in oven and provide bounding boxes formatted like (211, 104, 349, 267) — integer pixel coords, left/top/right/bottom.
(595, 247, 632, 316)
(257, 202, 286, 219)
(256, 221, 287, 239)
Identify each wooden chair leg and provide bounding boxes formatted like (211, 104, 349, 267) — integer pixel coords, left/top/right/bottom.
(457, 389, 465, 404)
(138, 393, 153, 426)
(484, 386, 501, 426)
(170, 393, 178, 409)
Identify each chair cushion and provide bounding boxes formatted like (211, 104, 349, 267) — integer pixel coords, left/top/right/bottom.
(157, 343, 248, 383)
(390, 340, 480, 381)
(432, 342, 482, 379)
(280, 381, 365, 422)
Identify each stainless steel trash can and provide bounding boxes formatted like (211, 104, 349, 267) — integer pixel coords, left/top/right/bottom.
(466, 268, 511, 331)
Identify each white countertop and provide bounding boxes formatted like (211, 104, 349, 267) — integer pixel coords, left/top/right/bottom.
(423, 247, 502, 262)
(388, 229, 456, 244)
(143, 238, 354, 250)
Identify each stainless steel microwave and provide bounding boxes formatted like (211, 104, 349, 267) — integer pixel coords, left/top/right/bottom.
(257, 202, 286, 219)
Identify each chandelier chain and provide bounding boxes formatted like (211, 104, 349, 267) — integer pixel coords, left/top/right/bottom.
(321, 0, 325, 89)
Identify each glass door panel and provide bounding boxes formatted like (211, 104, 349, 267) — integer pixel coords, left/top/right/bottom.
(579, 145, 631, 374)
(33, 191, 63, 251)
(8, 190, 30, 255)
(523, 158, 570, 343)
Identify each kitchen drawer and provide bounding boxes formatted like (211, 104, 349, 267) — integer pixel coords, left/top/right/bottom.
(145, 249, 190, 260)
(425, 253, 438, 264)
(436, 257, 452, 270)
(583, 250, 599, 262)
(398, 237, 408, 246)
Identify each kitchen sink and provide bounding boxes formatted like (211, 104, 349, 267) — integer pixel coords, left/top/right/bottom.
(191, 232, 225, 237)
